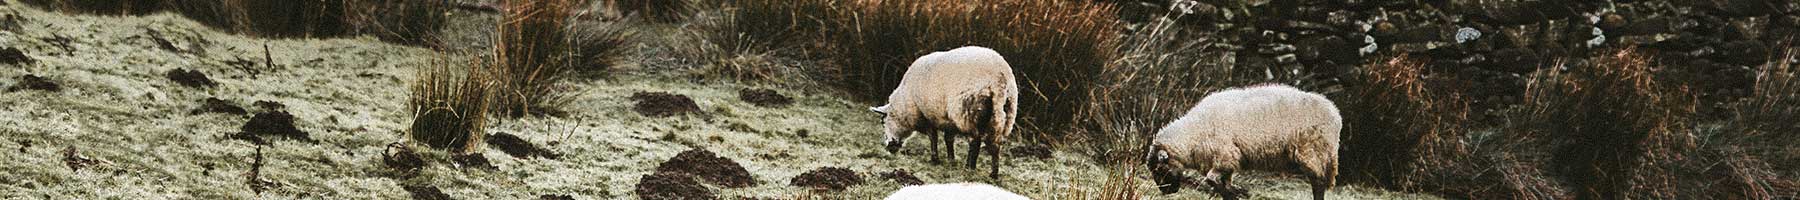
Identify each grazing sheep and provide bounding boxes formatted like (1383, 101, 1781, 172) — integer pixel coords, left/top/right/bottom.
(1144, 84, 1341, 200)
(884, 183, 1029, 200)
(869, 46, 1019, 179)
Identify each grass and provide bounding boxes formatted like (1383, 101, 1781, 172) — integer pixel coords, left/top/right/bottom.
(28, 0, 446, 45)
(490, 0, 580, 117)
(1332, 55, 1472, 189)
(407, 59, 496, 154)
(615, 0, 695, 23)
(18, 0, 161, 15)
(568, 20, 636, 77)
(343, 0, 449, 46)
(1519, 48, 1698, 199)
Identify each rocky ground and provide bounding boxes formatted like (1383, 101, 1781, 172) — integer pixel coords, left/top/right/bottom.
(0, 1, 1444, 199)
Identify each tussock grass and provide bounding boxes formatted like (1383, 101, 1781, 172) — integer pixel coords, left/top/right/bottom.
(1333, 55, 1472, 189)
(29, 0, 447, 45)
(343, 0, 449, 46)
(615, 0, 694, 23)
(569, 20, 635, 76)
(490, 0, 580, 117)
(1520, 48, 1698, 199)
(408, 59, 496, 154)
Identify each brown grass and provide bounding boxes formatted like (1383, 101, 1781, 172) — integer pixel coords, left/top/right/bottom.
(19, 0, 162, 15)
(407, 59, 496, 154)
(1333, 55, 1472, 189)
(27, 0, 448, 45)
(490, 0, 580, 117)
(614, 0, 694, 23)
(1519, 48, 1698, 199)
(568, 20, 635, 77)
(343, 0, 449, 46)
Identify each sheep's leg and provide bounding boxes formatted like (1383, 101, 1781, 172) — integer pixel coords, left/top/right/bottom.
(966, 136, 982, 169)
(1216, 171, 1240, 200)
(942, 130, 955, 163)
(986, 139, 1001, 180)
(926, 129, 940, 164)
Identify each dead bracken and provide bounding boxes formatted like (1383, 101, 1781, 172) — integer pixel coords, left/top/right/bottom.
(738, 88, 793, 108)
(486, 132, 560, 160)
(654, 149, 756, 188)
(193, 98, 247, 115)
(630, 92, 702, 117)
(166, 68, 218, 88)
(8, 75, 60, 92)
(382, 142, 426, 176)
(879, 169, 924, 186)
(790, 167, 863, 191)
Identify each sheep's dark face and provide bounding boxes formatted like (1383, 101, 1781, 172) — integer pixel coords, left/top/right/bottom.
(871, 105, 908, 153)
(1148, 148, 1182, 194)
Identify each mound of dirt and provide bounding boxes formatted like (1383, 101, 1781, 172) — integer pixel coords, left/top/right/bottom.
(738, 88, 793, 108)
(654, 149, 756, 188)
(635, 171, 717, 200)
(7, 75, 60, 92)
(537, 194, 573, 200)
(878, 169, 924, 186)
(1009, 145, 1053, 159)
(790, 167, 863, 191)
(403, 185, 454, 200)
(0, 47, 30, 65)
(192, 98, 247, 115)
(165, 68, 217, 88)
(629, 92, 701, 117)
(382, 143, 425, 175)
(451, 153, 491, 170)
(238, 111, 312, 143)
(485, 132, 560, 160)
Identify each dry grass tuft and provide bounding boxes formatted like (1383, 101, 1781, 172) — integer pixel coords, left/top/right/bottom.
(408, 59, 496, 154)
(569, 20, 635, 76)
(28, 0, 448, 45)
(614, 0, 694, 23)
(1520, 48, 1698, 199)
(1333, 55, 1472, 189)
(491, 0, 580, 117)
(343, 0, 449, 46)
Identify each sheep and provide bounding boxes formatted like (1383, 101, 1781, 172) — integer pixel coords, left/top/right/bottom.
(869, 46, 1020, 180)
(1144, 84, 1341, 200)
(883, 183, 1029, 200)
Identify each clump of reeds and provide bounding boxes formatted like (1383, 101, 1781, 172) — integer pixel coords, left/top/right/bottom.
(1520, 48, 1697, 199)
(1333, 55, 1473, 189)
(490, 0, 580, 117)
(407, 59, 496, 154)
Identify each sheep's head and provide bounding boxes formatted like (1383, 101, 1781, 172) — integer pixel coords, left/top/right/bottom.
(870, 105, 907, 153)
(1147, 144, 1183, 194)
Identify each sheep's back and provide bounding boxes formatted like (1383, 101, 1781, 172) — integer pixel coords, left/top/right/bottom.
(1156, 85, 1342, 165)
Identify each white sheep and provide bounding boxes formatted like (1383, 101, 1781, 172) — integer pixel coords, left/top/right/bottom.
(883, 183, 1030, 200)
(869, 46, 1020, 179)
(1144, 84, 1341, 200)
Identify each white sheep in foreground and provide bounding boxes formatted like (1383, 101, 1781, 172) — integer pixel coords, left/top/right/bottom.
(870, 46, 1020, 179)
(884, 183, 1030, 200)
(1145, 84, 1341, 200)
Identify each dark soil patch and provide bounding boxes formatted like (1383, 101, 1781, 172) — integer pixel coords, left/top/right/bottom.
(61, 146, 99, 171)
(635, 171, 717, 200)
(538, 194, 573, 200)
(1009, 145, 1053, 159)
(166, 68, 217, 88)
(630, 92, 701, 117)
(451, 153, 492, 170)
(878, 169, 924, 186)
(0, 47, 30, 65)
(790, 167, 863, 191)
(738, 88, 793, 108)
(8, 75, 60, 92)
(382, 143, 425, 175)
(403, 184, 454, 200)
(254, 100, 286, 111)
(192, 98, 247, 115)
(18, 140, 30, 153)
(654, 149, 756, 188)
(485, 132, 560, 160)
(238, 111, 313, 143)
